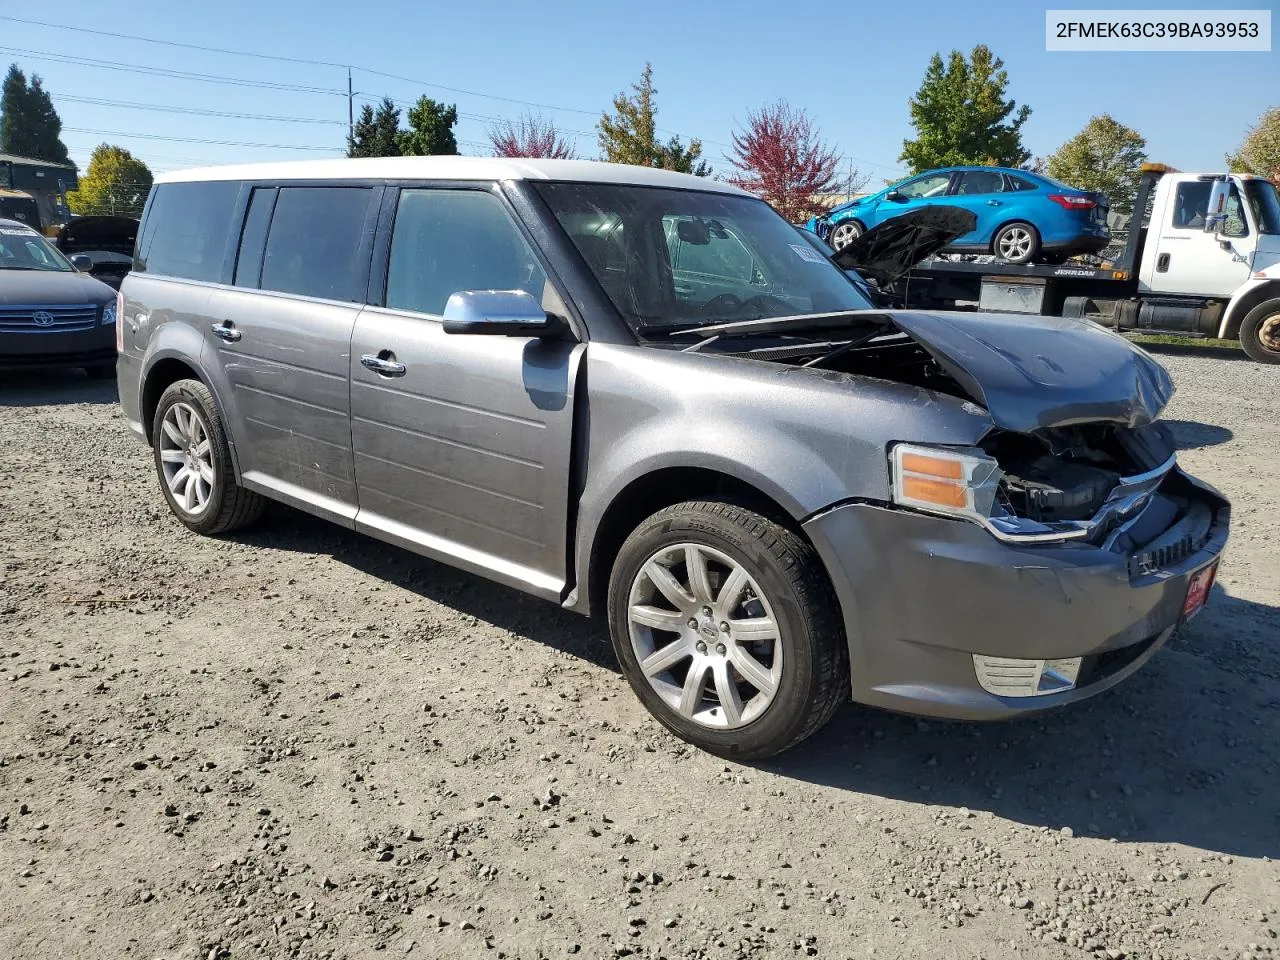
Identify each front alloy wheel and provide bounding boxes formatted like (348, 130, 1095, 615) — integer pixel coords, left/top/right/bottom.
(828, 220, 862, 250)
(627, 542, 782, 729)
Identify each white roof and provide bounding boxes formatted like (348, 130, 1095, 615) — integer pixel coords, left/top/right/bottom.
(155, 156, 748, 195)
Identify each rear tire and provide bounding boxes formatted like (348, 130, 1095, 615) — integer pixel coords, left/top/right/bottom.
(85, 362, 115, 380)
(992, 221, 1040, 264)
(607, 500, 848, 760)
(152, 379, 265, 535)
(1239, 300, 1280, 364)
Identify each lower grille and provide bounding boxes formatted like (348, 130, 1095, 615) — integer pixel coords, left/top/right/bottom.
(0, 303, 98, 334)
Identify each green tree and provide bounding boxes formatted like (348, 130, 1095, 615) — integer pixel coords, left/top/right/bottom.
(1046, 114, 1147, 214)
(597, 63, 709, 176)
(1226, 106, 1280, 182)
(348, 97, 403, 158)
(396, 97, 458, 156)
(0, 64, 71, 164)
(66, 144, 153, 217)
(900, 45, 1030, 172)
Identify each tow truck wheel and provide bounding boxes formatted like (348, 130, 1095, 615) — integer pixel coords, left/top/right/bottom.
(1240, 299, 1280, 365)
(993, 222, 1040, 264)
(828, 220, 863, 250)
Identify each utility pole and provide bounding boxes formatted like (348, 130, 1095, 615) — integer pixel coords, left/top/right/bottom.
(347, 67, 354, 147)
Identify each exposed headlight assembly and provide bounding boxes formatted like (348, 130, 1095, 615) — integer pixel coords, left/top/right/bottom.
(890, 443, 1002, 524)
(101, 301, 116, 327)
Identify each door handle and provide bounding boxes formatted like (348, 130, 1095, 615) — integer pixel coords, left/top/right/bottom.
(360, 351, 406, 377)
(210, 320, 241, 342)
(987, 200, 1002, 206)
(1156, 253, 1170, 272)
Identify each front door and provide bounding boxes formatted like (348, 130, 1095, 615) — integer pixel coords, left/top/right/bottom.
(349, 186, 581, 600)
(873, 171, 955, 229)
(1146, 178, 1255, 297)
(206, 183, 380, 519)
(949, 169, 1008, 244)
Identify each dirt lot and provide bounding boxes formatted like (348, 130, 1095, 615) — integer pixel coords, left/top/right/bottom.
(1, 352, 1277, 960)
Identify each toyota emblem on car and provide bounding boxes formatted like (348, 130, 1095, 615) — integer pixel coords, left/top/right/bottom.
(33, 311, 56, 326)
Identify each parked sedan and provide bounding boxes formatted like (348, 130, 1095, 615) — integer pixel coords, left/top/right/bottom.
(0, 217, 118, 378)
(808, 166, 1109, 264)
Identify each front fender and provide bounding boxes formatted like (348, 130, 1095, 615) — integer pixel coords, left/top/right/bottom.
(1220, 277, 1280, 339)
(569, 342, 992, 613)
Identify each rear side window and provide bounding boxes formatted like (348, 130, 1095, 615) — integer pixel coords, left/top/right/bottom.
(137, 181, 240, 281)
(259, 187, 374, 302)
(233, 187, 277, 287)
(1005, 175, 1038, 192)
(384, 189, 546, 316)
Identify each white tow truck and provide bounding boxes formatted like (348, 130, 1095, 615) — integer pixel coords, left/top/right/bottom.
(891, 164, 1280, 363)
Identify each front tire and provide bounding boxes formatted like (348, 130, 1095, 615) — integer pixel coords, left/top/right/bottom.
(607, 500, 848, 760)
(152, 379, 265, 535)
(1239, 300, 1280, 364)
(992, 221, 1040, 264)
(828, 220, 863, 251)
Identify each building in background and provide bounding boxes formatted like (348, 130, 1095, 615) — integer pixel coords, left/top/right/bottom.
(0, 153, 78, 235)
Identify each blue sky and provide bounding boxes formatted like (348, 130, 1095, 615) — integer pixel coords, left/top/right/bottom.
(1, 0, 1274, 184)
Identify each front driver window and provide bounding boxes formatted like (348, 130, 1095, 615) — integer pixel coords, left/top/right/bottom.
(895, 173, 951, 199)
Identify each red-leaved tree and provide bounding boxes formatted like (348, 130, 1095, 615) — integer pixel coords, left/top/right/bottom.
(728, 101, 853, 222)
(488, 113, 578, 159)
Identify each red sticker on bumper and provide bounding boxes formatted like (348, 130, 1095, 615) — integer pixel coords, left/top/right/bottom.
(1181, 561, 1218, 621)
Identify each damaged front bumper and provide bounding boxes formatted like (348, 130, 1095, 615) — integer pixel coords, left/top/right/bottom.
(802, 467, 1229, 720)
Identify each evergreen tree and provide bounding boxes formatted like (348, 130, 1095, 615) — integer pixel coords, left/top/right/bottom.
(598, 63, 709, 175)
(0, 65, 71, 164)
(396, 97, 458, 156)
(348, 97, 402, 158)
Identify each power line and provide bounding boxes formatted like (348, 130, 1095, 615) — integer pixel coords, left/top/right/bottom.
(0, 15, 350, 69)
(63, 126, 341, 152)
(52, 94, 346, 125)
(0, 46, 346, 96)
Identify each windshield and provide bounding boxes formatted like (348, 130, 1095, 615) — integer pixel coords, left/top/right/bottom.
(532, 182, 873, 334)
(0, 226, 74, 272)
(1243, 179, 1280, 235)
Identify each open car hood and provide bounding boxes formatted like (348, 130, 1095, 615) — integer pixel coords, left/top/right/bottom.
(884, 310, 1175, 433)
(55, 216, 139, 257)
(831, 205, 976, 285)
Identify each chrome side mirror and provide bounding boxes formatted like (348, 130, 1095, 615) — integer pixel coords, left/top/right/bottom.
(441, 289, 558, 337)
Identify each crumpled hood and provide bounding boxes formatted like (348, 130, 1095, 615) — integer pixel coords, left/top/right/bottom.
(831, 205, 977, 285)
(0, 268, 116, 306)
(885, 309, 1175, 433)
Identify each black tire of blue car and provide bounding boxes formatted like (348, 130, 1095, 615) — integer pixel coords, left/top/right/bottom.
(1239, 299, 1280, 365)
(85, 362, 116, 380)
(607, 499, 849, 759)
(827, 220, 863, 251)
(152, 379, 266, 535)
(992, 221, 1041, 264)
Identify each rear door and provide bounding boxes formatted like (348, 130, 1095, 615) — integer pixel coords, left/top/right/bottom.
(950, 170, 1007, 243)
(349, 185, 581, 599)
(206, 183, 380, 520)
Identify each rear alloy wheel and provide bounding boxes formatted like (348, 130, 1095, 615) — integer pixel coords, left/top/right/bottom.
(827, 220, 863, 251)
(1240, 299, 1280, 364)
(152, 379, 265, 535)
(607, 500, 848, 759)
(993, 222, 1040, 264)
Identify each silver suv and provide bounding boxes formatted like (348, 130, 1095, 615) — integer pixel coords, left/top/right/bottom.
(117, 158, 1229, 758)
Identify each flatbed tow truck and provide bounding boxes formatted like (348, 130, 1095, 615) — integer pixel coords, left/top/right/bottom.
(887, 164, 1280, 364)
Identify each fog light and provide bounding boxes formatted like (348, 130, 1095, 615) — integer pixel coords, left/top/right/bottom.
(972, 655, 1083, 697)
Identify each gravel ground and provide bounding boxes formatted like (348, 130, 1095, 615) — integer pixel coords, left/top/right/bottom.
(1, 351, 1277, 960)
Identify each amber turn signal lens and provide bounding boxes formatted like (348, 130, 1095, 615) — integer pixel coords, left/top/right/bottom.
(900, 452, 965, 480)
(901, 475, 968, 508)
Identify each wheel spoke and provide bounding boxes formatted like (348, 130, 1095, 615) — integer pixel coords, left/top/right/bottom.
(641, 637, 695, 678)
(630, 604, 688, 633)
(729, 645, 776, 696)
(195, 476, 211, 507)
(716, 566, 748, 614)
(644, 561, 694, 610)
(182, 473, 198, 511)
(712, 661, 744, 726)
(167, 465, 190, 495)
(161, 419, 185, 447)
(677, 659, 711, 717)
(196, 460, 215, 485)
(729, 615, 778, 644)
(193, 439, 211, 458)
(159, 449, 185, 464)
(685, 545, 713, 604)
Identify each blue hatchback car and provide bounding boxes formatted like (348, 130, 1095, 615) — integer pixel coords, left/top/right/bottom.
(807, 166, 1110, 264)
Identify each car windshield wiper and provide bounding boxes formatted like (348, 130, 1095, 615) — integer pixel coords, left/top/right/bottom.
(682, 309, 889, 338)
